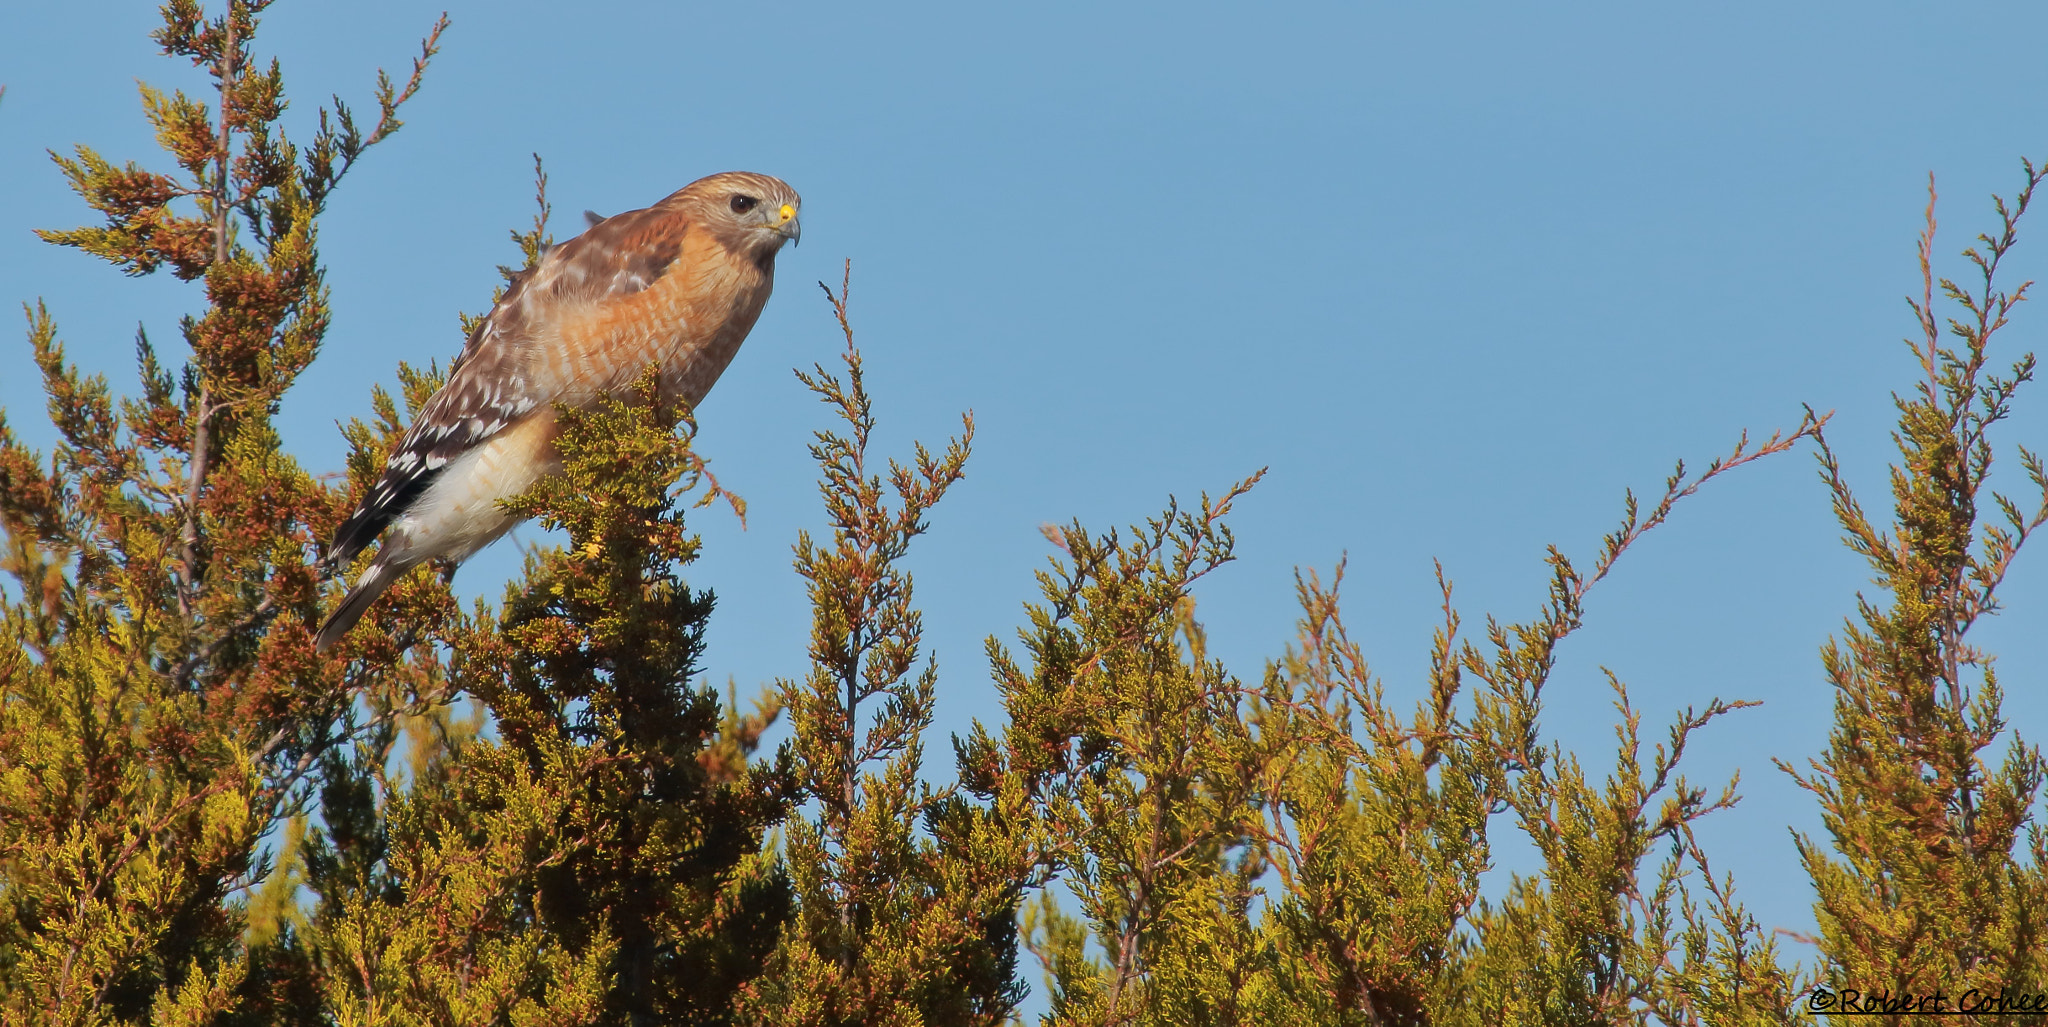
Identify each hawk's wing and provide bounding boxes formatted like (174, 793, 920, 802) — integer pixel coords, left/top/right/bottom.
(324, 205, 690, 571)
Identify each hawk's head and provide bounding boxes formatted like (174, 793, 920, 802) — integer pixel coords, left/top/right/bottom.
(670, 171, 801, 260)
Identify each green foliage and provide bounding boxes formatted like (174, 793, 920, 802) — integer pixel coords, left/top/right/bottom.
(964, 476, 1280, 1025)
(1, 1, 446, 1021)
(742, 272, 1024, 1027)
(1784, 166, 2048, 1021)
(4, 6, 2045, 1026)
(307, 363, 794, 1027)
(959, 431, 1818, 1027)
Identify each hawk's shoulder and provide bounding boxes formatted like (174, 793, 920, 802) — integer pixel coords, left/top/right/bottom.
(525, 204, 693, 310)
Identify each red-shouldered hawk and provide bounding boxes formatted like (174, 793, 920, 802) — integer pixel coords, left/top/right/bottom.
(315, 171, 800, 652)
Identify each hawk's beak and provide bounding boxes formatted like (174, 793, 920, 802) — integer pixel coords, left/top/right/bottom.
(776, 203, 801, 247)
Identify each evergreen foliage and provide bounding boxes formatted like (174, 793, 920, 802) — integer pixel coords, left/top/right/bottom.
(1784, 168, 2048, 1023)
(739, 270, 1022, 1027)
(3, 6, 2044, 1026)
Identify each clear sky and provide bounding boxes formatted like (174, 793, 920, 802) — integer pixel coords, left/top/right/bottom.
(4, 0, 2046, 984)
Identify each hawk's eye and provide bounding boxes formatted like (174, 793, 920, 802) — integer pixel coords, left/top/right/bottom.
(730, 195, 759, 214)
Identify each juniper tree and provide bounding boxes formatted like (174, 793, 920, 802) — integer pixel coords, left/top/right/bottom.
(0, 2, 447, 1021)
(2, 7, 793, 1022)
(1786, 162, 2048, 1020)
(741, 269, 1028, 1027)
(308, 361, 792, 1027)
(962, 475, 1282, 1027)
(974, 427, 1818, 1027)
(1420, 433, 1822, 1027)
(11, 6, 2048, 1026)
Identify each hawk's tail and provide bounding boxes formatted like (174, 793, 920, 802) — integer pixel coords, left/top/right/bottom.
(315, 557, 408, 652)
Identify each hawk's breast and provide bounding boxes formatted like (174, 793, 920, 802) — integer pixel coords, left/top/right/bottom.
(553, 227, 774, 410)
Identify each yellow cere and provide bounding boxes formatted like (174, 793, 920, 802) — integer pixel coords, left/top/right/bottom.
(779, 204, 796, 221)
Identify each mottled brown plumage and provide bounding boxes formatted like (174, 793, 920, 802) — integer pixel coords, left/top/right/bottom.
(317, 171, 800, 651)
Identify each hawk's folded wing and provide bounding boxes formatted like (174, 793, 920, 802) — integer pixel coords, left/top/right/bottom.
(324, 206, 689, 571)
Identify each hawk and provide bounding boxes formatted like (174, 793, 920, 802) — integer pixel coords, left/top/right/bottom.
(315, 171, 801, 652)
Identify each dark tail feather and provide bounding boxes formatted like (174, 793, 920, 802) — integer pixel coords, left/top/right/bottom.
(315, 560, 404, 652)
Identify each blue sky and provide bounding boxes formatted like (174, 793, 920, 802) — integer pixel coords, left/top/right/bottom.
(5, 0, 2047, 984)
